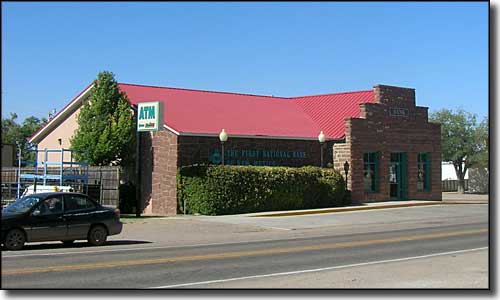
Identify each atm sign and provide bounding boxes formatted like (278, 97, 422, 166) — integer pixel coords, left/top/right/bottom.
(137, 102, 163, 132)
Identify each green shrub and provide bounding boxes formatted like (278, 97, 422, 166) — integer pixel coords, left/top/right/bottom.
(177, 165, 345, 215)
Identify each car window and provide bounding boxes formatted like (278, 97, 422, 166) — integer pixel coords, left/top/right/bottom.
(5, 196, 42, 214)
(64, 195, 96, 212)
(33, 196, 63, 216)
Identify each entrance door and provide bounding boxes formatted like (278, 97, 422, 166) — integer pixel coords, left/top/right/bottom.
(389, 153, 408, 200)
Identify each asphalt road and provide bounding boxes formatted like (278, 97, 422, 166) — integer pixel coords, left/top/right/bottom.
(1, 215, 488, 289)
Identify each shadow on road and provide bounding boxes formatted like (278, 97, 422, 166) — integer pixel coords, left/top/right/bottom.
(3, 240, 152, 252)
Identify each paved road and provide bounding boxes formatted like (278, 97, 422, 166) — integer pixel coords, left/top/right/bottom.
(194, 248, 488, 288)
(1, 203, 488, 289)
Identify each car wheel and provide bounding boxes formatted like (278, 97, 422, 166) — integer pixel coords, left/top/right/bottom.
(88, 225, 108, 246)
(4, 228, 26, 250)
(61, 240, 75, 245)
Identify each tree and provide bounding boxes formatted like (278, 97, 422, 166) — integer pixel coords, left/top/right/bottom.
(430, 109, 488, 193)
(71, 71, 135, 166)
(470, 117, 489, 168)
(1, 113, 47, 162)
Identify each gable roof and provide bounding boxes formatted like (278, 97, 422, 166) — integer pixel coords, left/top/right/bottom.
(29, 82, 375, 143)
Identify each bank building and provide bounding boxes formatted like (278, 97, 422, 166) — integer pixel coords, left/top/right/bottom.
(30, 83, 442, 215)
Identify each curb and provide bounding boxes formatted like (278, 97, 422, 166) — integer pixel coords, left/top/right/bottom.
(119, 201, 487, 220)
(249, 201, 486, 217)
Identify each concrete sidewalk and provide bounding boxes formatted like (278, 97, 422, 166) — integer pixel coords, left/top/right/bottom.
(442, 192, 489, 203)
(107, 196, 488, 251)
(247, 201, 443, 217)
(122, 192, 488, 219)
(246, 192, 488, 217)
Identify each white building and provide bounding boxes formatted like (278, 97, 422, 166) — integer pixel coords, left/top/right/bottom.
(441, 161, 468, 181)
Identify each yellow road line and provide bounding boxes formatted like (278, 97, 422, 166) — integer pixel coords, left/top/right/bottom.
(3, 228, 487, 276)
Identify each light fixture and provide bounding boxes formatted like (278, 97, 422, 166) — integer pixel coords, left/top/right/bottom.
(318, 131, 326, 167)
(318, 131, 326, 144)
(219, 129, 228, 165)
(219, 129, 228, 143)
(344, 161, 350, 190)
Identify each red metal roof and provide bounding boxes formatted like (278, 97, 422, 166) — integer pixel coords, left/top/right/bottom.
(119, 83, 375, 140)
(294, 90, 375, 139)
(30, 82, 375, 143)
(119, 83, 321, 139)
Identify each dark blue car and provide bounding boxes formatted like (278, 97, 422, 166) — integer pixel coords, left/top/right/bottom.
(2, 192, 122, 250)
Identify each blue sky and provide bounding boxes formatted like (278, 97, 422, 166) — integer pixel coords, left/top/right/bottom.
(2, 2, 488, 122)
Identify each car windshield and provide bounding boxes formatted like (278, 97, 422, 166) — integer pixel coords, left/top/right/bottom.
(4, 195, 43, 214)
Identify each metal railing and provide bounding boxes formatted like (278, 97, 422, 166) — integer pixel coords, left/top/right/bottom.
(2, 166, 120, 207)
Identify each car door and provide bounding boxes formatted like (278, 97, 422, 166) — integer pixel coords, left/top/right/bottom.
(28, 195, 67, 242)
(64, 194, 97, 239)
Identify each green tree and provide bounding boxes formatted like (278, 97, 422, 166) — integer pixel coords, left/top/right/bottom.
(71, 71, 135, 166)
(1, 113, 47, 162)
(470, 117, 489, 168)
(430, 109, 488, 193)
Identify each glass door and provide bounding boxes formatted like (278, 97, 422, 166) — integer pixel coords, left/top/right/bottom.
(389, 153, 408, 200)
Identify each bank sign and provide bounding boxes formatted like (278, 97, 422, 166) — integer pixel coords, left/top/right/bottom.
(137, 102, 163, 132)
(209, 148, 307, 166)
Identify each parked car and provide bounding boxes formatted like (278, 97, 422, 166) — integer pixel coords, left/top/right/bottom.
(1, 192, 122, 250)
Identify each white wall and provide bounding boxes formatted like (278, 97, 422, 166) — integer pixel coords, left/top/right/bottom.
(442, 162, 469, 180)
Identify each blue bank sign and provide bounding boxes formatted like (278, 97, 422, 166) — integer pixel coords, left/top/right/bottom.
(137, 102, 163, 132)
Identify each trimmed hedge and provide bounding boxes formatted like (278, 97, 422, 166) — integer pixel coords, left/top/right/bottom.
(177, 165, 346, 215)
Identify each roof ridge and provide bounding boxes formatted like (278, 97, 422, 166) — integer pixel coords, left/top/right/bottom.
(292, 89, 373, 99)
(118, 82, 289, 99)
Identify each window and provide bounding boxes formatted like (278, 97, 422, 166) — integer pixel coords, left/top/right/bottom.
(417, 153, 431, 192)
(5, 196, 42, 214)
(364, 152, 379, 193)
(65, 195, 96, 212)
(33, 196, 63, 215)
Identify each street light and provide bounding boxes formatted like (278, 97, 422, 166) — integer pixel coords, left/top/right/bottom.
(318, 131, 326, 168)
(344, 161, 350, 190)
(219, 129, 228, 165)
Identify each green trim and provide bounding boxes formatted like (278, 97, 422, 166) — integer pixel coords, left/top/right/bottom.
(400, 153, 408, 199)
(363, 151, 380, 193)
(390, 152, 408, 200)
(425, 153, 431, 192)
(374, 151, 380, 192)
(417, 152, 431, 192)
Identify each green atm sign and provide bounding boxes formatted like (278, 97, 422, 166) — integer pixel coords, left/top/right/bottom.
(137, 101, 163, 132)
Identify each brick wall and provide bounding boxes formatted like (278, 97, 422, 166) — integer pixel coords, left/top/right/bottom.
(139, 130, 178, 216)
(140, 133, 335, 216)
(177, 136, 335, 168)
(346, 84, 442, 202)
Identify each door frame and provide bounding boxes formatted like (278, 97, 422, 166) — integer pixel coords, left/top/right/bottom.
(27, 195, 67, 242)
(389, 152, 408, 200)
